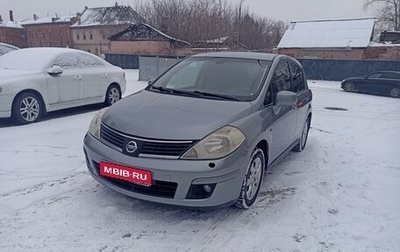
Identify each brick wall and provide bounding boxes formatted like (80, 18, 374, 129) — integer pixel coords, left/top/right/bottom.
(0, 26, 27, 48)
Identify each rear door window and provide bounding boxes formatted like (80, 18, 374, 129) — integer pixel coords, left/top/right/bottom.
(289, 61, 306, 92)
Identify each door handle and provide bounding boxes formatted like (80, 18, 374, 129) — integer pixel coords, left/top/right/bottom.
(74, 75, 82, 81)
(101, 73, 108, 78)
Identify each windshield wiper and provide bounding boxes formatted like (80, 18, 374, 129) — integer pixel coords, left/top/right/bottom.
(193, 90, 239, 101)
(150, 86, 198, 96)
(150, 86, 239, 101)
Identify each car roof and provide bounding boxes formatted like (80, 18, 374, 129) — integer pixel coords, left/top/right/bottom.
(191, 51, 279, 61)
(6, 47, 89, 58)
(0, 47, 107, 72)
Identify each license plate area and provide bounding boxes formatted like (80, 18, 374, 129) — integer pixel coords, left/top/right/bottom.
(100, 162, 152, 187)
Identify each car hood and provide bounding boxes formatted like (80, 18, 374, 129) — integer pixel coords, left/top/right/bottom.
(0, 68, 38, 82)
(102, 90, 253, 140)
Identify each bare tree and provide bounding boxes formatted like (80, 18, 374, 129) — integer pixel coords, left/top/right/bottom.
(131, 0, 286, 51)
(364, 0, 400, 30)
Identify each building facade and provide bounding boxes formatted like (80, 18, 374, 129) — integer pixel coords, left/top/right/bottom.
(71, 5, 144, 55)
(21, 15, 77, 48)
(0, 11, 27, 48)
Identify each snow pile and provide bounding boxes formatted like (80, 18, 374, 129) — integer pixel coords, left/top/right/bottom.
(0, 71, 399, 251)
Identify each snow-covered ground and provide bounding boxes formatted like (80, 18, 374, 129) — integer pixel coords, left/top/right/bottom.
(1, 70, 399, 252)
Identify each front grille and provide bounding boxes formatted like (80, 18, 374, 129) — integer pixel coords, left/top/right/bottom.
(101, 124, 124, 148)
(94, 162, 177, 198)
(100, 123, 195, 157)
(142, 142, 194, 156)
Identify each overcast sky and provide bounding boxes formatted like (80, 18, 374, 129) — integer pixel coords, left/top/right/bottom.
(0, 0, 373, 23)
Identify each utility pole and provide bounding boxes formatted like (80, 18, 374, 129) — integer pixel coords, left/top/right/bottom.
(236, 0, 245, 49)
(237, 0, 245, 49)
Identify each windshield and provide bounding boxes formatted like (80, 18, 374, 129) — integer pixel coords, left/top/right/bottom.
(149, 57, 271, 101)
(0, 49, 55, 71)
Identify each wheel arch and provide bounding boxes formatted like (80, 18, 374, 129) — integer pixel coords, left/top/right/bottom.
(108, 82, 121, 91)
(255, 140, 269, 170)
(12, 89, 47, 116)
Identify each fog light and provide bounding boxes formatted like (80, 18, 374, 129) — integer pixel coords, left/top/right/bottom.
(186, 183, 216, 199)
(203, 185, 212, 193)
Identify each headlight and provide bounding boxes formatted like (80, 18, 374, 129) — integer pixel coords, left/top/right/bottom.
(88, 108, 108, 139)
(181, 126, 246, 160)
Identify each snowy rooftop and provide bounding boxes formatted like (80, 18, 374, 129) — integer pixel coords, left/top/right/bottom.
(20, 15, 76, 25)
(72, 5, 144, 27)
(0, 21, 23, 29)
(278, 18, 375, 49)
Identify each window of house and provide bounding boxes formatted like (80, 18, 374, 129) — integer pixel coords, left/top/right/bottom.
(90, 34, 93, 40)
(102, 34, 106, 39)
(83, 34, 86, 40)
(77, 34, 80, 40)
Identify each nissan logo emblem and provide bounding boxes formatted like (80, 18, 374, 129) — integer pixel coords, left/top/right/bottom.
(125, 141, 138, 153)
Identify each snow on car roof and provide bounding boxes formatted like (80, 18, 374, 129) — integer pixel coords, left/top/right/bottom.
(0, 47, 89, 71)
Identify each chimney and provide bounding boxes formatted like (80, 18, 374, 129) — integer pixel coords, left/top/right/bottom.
(33, 14, 38, 21)
(0, 15, 3, 22)
(9, 10, 14, 22)
(160, 16, 168, 34)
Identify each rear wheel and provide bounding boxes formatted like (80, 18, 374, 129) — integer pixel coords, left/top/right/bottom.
(343, 82, 354, 92)
(236, 148, 265, 209)
(390, 87, 400, 98)
(294, 118, 310, 152)
(12, 92, 44, 124)
(104, 84, 121, 106)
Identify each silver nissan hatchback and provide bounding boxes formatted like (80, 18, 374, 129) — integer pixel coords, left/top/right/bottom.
(83, 52, 312, 209)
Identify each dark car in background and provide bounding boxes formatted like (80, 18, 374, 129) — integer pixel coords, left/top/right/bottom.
(341, 71, 400, 98)
(83, 52, 313, 209)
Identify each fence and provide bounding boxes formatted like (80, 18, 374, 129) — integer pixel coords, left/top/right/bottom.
(104, 54, 139, 69)
(299, 59, 400, 81)
(104, 54, 400, 82)
(138, 55, 184, 81)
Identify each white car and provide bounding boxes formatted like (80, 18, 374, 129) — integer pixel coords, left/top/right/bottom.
(0, 47, 126, 124)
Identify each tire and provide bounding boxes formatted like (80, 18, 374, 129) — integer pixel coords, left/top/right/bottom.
(343, 82, 354, 92)
(236, 148, 265, 209)
(12, 92, 44, 124)
(104, 84, 121, 106)
(294, 118, 310, 152)
(390, 87, 400, 98)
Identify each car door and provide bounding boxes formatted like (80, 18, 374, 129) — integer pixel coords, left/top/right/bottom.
(379, 72, 400, 94)
(361, 73, 383, 93)
(46, 53, 85, 106)
(265, 60, 298, 160)
(76, 53, 109, 100)
(288, 60, 311, 138)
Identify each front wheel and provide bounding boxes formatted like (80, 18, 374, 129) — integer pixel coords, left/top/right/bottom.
(104, 84, 121, 106)
(294, 118, 310, 152)
(343, 82, 355, 92)
(12, 92, 44, 124)
(236, 148, 265, 209)
(390, 87, 400, 98)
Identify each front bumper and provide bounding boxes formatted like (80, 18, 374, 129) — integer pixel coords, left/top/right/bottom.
(83, 133, 248, 208)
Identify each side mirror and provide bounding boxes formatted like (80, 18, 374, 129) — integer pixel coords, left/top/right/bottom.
(47, 65, 63, 75)
(275, 91, 297, 107)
